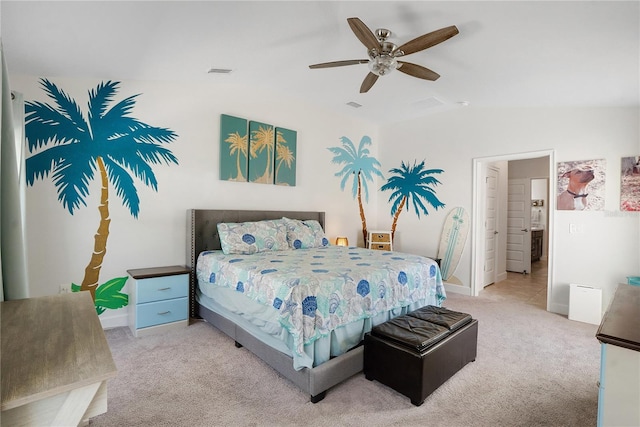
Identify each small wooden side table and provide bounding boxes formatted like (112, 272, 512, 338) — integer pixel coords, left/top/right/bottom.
(368, 230, 393, 251)
(1, 291, 117, 426)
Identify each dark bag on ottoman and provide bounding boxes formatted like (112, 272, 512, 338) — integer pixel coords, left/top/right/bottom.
(364, 305, 478, 406)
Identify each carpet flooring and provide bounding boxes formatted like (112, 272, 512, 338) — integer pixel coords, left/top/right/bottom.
(91, 261, 601, 426)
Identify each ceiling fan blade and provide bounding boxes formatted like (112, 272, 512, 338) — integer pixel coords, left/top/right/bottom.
(397, 25, 459, 56)
(397, 61, 440, 81)
(360, 72, 379, 93)
(347, 17, 380, 51)
(309, 59, 369, 69)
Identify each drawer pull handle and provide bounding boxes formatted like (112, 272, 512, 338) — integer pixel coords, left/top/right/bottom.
(157, 311, 171, 315)
(157, 287, 171, 291)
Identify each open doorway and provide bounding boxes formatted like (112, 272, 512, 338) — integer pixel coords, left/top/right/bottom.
(471, 150, 555, 312)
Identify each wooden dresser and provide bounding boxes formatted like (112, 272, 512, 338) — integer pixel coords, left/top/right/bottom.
(1, 291, 117, 426)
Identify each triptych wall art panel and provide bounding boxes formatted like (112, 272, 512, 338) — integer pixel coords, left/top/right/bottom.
(219, 114, 248, 182)
(249, 121, 274, 184)
(275, 127, 297, 186)
(219, 114, 296, 186)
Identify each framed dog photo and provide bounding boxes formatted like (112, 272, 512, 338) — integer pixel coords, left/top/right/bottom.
(620, 155, 640, 211)
(556, 159, 605, 211)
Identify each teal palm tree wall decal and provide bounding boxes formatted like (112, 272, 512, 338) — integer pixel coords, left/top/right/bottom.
(381, 160, 445, 240)
(25, 79, 179, 314)
(328, 135, 384, 245)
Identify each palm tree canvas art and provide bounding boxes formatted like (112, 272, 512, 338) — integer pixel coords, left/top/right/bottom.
(275, 127, 296, 186)
(328, 135, 384, 245)
(248, 121, 275, 184)
(220, 114, 248, 182)
(25, 79, 179, 314)
(381, 160, 445, 240)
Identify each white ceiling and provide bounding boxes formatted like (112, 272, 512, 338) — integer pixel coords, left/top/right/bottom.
(1, 1, 639, 124)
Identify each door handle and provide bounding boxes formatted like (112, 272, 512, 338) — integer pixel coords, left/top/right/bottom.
(521, 228, 529, 232)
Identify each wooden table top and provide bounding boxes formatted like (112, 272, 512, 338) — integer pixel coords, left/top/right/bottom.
(1, 291, 117, 410)
(127, 265, 190, 279)
(596, 284, 640, 352)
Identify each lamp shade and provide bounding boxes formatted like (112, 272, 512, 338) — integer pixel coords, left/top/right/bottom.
(335, 237, 349, 246)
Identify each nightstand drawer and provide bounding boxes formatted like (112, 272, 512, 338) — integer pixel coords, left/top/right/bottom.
(369, 232, 391, 243)
(370, 243, 392, 251)
(135, 297, 188, 329)
(134, 274, 188, 304)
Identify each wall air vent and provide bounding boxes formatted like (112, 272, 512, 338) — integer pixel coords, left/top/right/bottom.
(346, 101, 362, 108)
(207, 68, 233, 74)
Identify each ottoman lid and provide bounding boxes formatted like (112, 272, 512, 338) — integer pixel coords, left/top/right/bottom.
(371, 316, 449, 353)
(408, 306, 472, 332)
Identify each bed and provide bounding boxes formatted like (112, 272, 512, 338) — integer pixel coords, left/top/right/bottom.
(188, 209, 445, 402)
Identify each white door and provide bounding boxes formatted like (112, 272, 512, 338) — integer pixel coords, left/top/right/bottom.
(483, 167, 498, 287)
(507, 178, 532, 273)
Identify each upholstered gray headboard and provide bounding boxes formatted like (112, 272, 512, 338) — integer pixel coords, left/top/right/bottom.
(187, 209, 325, 317)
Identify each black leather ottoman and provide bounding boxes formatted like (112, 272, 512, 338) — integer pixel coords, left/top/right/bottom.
(364, 305, 478, 406)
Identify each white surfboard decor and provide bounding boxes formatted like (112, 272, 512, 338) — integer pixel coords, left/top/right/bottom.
(437, 207, 470, 281)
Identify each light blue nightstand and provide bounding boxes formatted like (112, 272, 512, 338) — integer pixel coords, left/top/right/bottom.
(127, 265, 190, 337)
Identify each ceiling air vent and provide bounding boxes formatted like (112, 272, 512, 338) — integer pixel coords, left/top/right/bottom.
(411, 97, 444, 109)
(207, 68, 233, 74)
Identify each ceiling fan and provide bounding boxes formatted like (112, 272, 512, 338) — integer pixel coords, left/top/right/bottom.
(309, 17, 459, 93)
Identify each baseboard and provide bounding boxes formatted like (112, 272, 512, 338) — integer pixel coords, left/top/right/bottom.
(100, 312, 129, 329)
(549, 302, 568, 316)
(444, 283, 472, 296)
(496, 272, 508, 282)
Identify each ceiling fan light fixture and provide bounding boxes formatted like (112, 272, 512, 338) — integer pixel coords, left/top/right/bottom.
(368, 54, 397, 76)
(308, 17, 459, 92)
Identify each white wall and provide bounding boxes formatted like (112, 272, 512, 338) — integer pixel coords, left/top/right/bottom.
(12, 75, 381, 326)
(12, 72, 640, 324)
(378, 106, 640, 314)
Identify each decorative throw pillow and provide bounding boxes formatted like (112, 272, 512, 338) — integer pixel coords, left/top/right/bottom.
(282, 217, 329, 249)
(217, 219, 289, 255)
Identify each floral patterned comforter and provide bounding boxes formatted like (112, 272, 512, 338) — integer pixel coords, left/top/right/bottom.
(197, 246, 445, 357)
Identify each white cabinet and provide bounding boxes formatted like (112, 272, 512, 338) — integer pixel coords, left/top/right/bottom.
(596, 284, 640, 426)
(598, 343, 640, 426)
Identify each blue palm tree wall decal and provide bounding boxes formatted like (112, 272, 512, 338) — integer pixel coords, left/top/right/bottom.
(380, 160, 445, 240)
(328, 135, 384, 245)
(25, 79, 179, 314)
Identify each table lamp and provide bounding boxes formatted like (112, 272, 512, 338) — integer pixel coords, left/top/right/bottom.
(335, 237, 349, 246)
